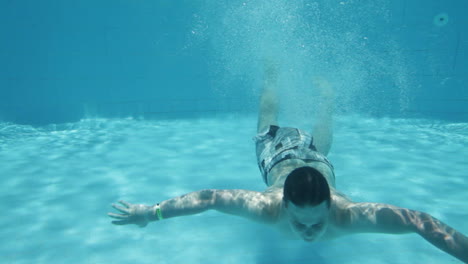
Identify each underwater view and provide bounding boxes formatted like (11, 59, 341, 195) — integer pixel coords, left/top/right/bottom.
(1, 0, 467, 263)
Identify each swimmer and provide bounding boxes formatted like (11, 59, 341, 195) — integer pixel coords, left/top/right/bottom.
(108, 62, 468, 263)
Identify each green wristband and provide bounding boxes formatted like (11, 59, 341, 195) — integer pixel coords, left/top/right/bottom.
(154, 203, 163, 220)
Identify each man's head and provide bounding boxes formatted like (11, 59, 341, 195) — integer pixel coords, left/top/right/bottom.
(283, 166, 331, 242)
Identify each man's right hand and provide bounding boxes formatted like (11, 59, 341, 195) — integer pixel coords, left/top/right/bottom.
(108, 200, 154, 227)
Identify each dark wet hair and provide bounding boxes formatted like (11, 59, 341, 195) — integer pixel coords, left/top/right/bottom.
(283, 166, 331, 208)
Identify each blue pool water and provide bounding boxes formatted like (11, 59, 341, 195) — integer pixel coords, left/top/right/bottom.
(0, 114, 467, 263)
(1, 0, 467, 263)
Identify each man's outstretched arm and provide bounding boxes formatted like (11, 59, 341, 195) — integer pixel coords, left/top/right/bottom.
(343, 202, 468, 263)
(108, 189, 280, 227)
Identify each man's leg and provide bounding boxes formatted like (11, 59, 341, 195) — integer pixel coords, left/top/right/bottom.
(257, 63, 280, 133)
(311, 77, 334, 156)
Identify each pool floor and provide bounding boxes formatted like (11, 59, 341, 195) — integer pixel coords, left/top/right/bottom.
(0, 114, 467, 264)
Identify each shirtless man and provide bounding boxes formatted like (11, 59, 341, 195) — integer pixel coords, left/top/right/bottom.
(108, 64, 468, 263)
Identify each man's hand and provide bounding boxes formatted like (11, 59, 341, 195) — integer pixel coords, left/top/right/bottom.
(108, 200, 154, 227)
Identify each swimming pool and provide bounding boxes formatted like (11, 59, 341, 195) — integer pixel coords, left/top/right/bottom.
(1, 0, 467, 263)
(0, 114, 466, 263)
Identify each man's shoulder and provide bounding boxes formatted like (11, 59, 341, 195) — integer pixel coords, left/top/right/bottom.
(329, 192, 356, 226)
(263, 186, 283, 197)
(258, 187, 284, 220)
(261, 186, 283, 203)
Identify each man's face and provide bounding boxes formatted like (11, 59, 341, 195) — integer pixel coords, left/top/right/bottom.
(285, 201, 329, 242)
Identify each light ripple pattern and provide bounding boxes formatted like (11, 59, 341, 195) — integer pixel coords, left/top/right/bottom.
(0, 114, 466, 264)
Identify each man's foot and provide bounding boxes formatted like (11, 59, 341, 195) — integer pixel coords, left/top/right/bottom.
(312, 76, 335, 101)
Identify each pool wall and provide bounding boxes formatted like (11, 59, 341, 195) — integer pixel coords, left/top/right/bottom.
(1, 0, 467, 125)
